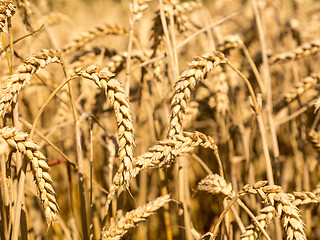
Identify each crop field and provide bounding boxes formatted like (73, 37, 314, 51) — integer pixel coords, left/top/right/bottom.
(0, 0, 320, 239)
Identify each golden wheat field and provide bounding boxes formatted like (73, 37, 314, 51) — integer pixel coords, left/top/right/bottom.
(1, 0, 320, 239)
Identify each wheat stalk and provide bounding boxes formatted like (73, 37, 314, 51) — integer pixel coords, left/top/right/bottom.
(0, 126, 59, 225)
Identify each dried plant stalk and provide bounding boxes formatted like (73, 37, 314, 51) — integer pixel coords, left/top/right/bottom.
(0, 49, 61, 117)
(101, 194, 170, 240)
(0, 126, 59, 225)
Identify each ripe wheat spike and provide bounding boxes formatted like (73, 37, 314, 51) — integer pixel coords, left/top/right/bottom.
(0, 127, 59, 225)
(168, 51, 227, 137)
(0, 49, 61, 118)
(101, 195, 170, 240)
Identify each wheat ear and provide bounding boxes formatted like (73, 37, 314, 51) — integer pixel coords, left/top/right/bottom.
(0, 126, 59, 225)
(133, 131, 218, 173)
(0, 49, 62, 117)
(151, 0, 199, 55)
(307, 130, 320, 152)
(290, 191, 320, 206)
(243, 181, 307, 240)
(101, 195, 170, 240)
(241, 205, 276, 240)
(168, 51, 226, 137)
(241, 188, 318, 239)
(61, 23, 127, 55)
(104, 131, 218, 221)
(77, 65, 134, 187)
(217, 35, 242, 53)
(269, 39, 320, 65)
(0, 0, 15, 33)
(273, 73, 320, 112)
(196, 173, 233, 197)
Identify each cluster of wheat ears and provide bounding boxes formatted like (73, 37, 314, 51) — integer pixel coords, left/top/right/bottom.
(0, 0, 320, 239)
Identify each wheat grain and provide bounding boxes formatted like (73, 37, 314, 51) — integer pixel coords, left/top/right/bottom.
(241, 205, 275, 240)
(284, 73, 320, 103)
(130, 0, 150, 22)
(16, 0, 33, 31)
(290, 191, 320, 206)
(217, 35, 242, 54)
(151, 0, 199, 55)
